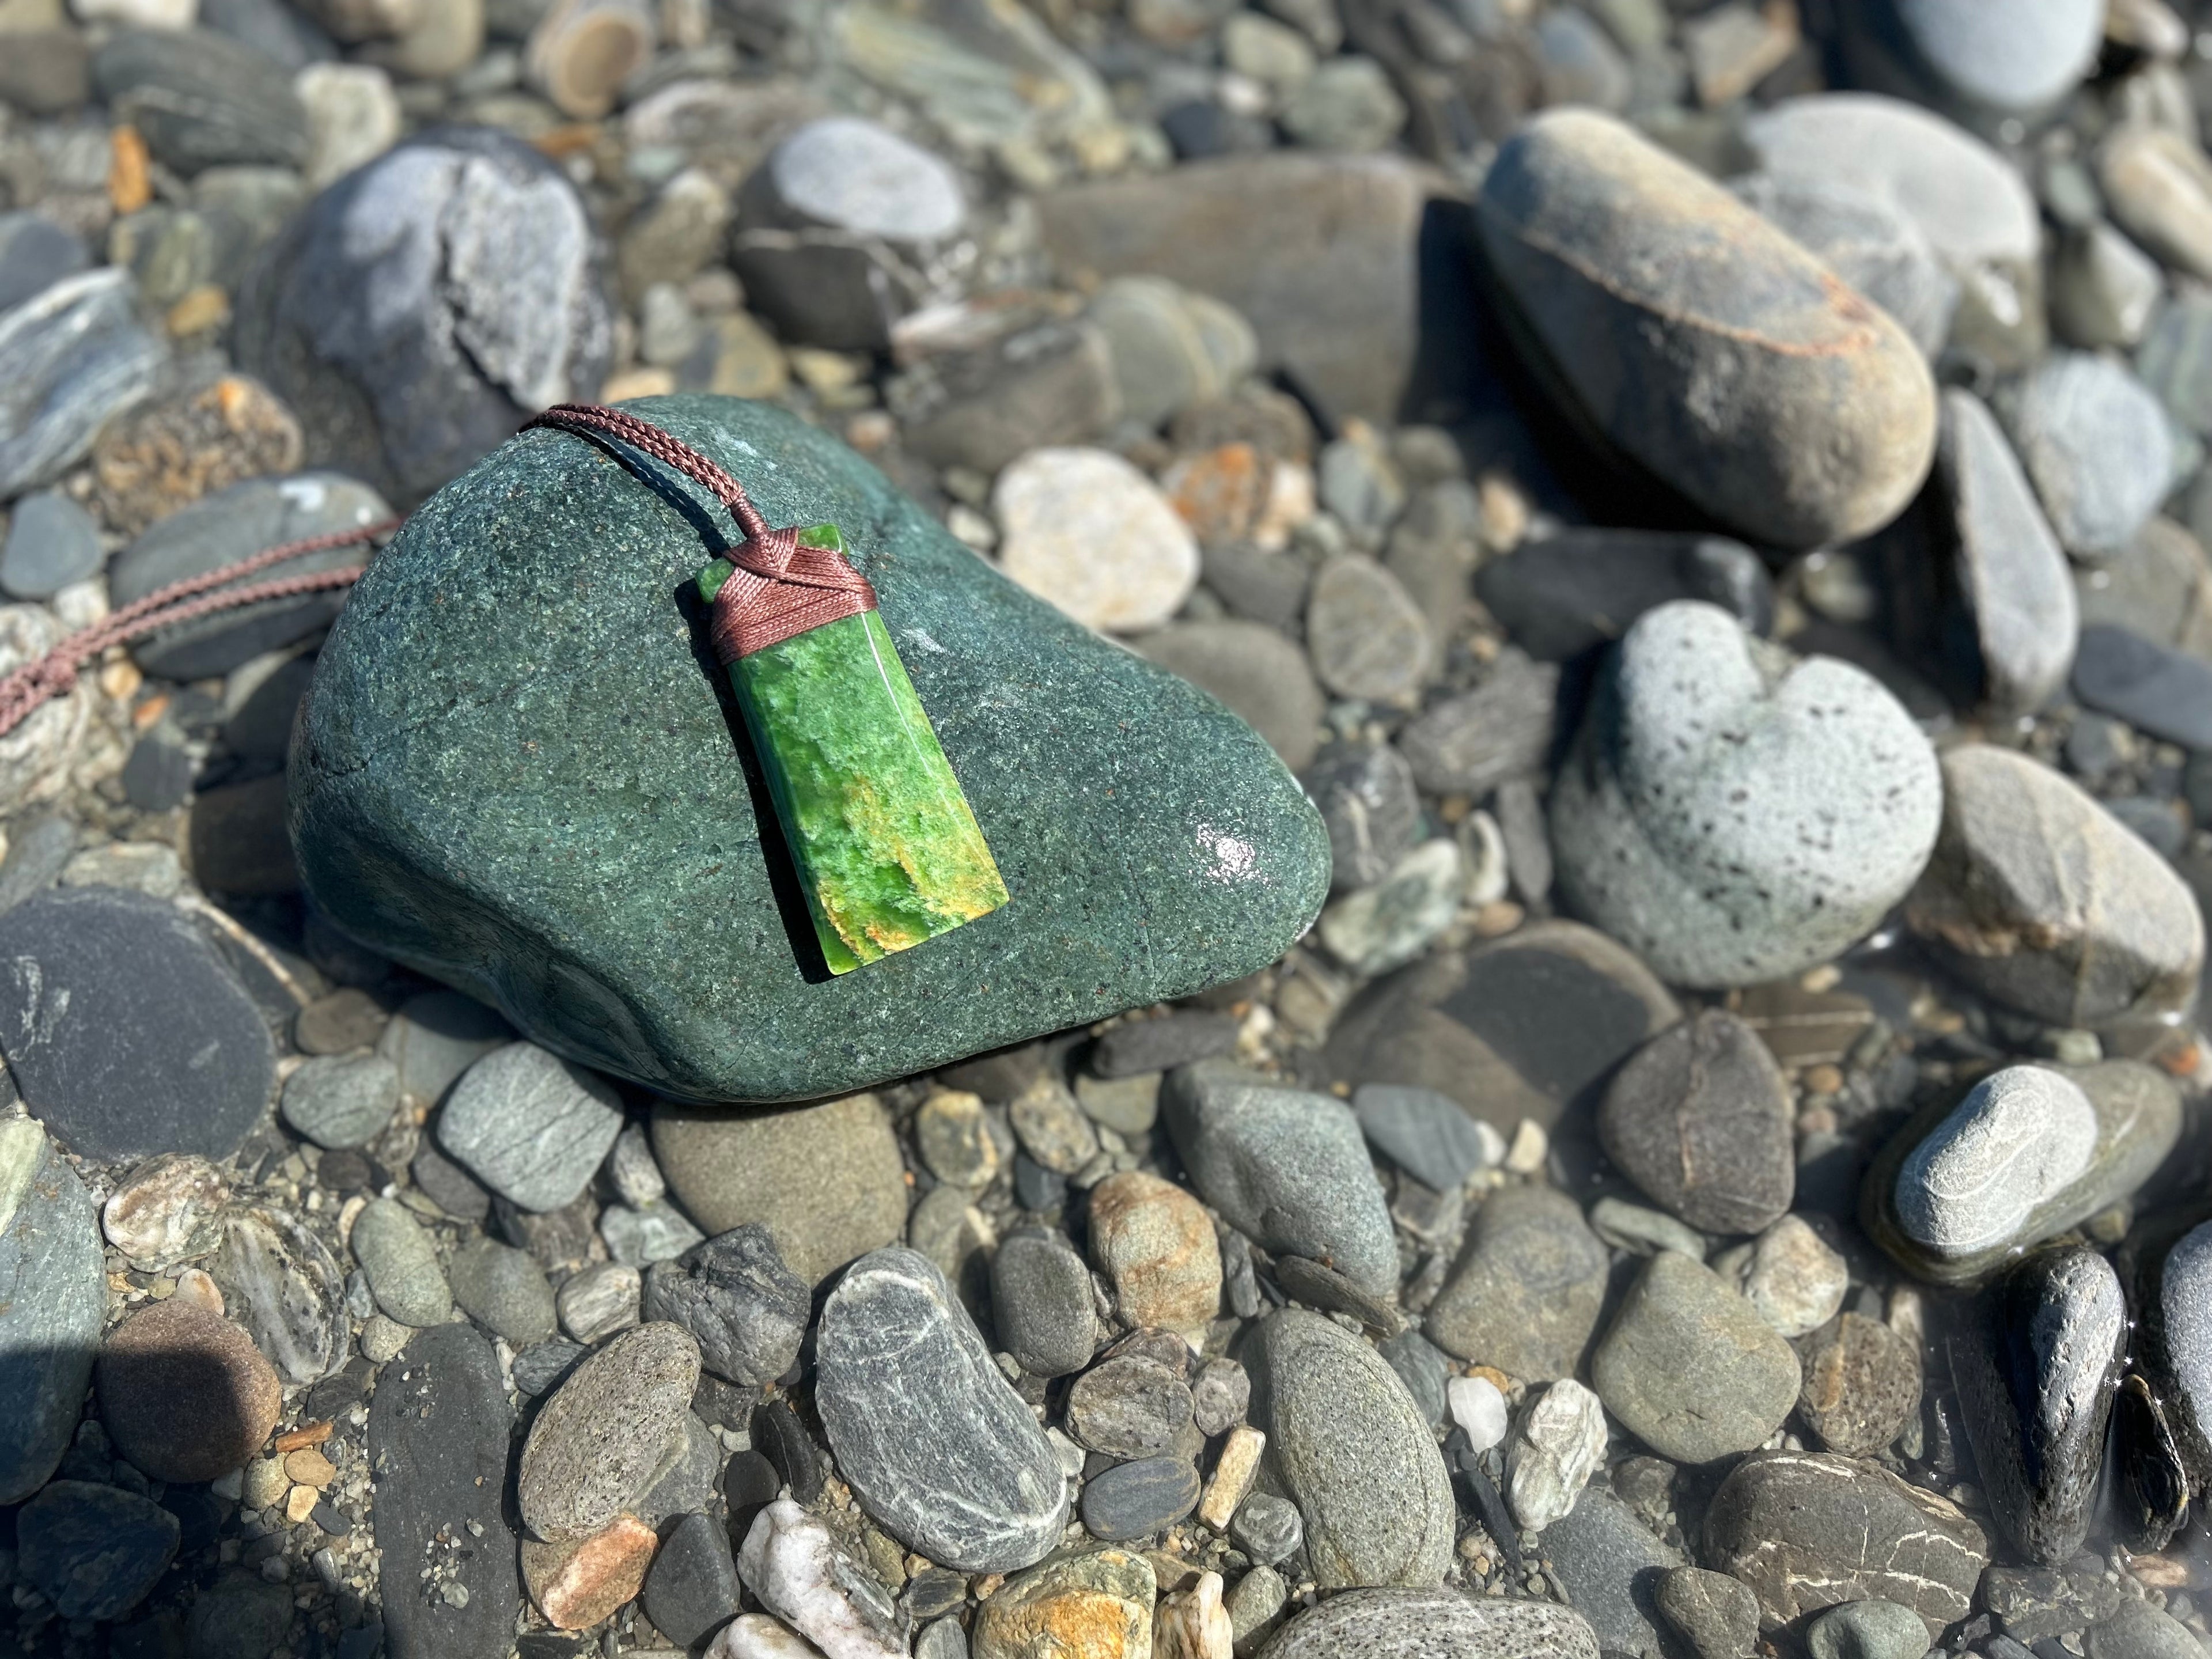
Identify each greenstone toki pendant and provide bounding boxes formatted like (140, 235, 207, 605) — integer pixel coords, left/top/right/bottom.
(697, 523, 1009, 973)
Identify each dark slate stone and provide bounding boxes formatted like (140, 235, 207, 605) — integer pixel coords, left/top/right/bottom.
(2071, 624, 2212, 752)
(1541, 1485, 1684, 1659)
(2118, 1215, 2212, 1549)
(0, 887, 274, 1162)
(751, 1396, 824, 1505)
(290, 395, 1329, 1102)
(0, 813, 75, 915)
(815, 1247, 1070, 1571)
(0, 215, 89, 317)
(1597, 1009, 1794, 1235)
(1093, 1012, 1238, 1078)
(198, 0, 338, 71)
(1353, 1084, 1492, 1191)
(643, 1223, 810, 1387)
(0, 487, 103, 600)
(121, 728, 195, 813)
(1078, 1455, 1201, 1540)
(18, 1480, 181, 1622)
(510, 1339, 587, 1398)
(1475, 529, 1773, 662)
(222, 654, 317, 765)
(1014, 1154, 1066, 1212)
(1302, 744, 1423, 895)
(109, 472, 391, 680)
(991, 1226, 1100, 1378)
(641, 1510, 741, 1649)
(366, 1323, 522, 1659)
(722, 1447, 782, 1531)
(90, 29, 309, 175)
(234, 127, 614, 508)
(0, 1123, 104, 1507)
(1375, 1329, 1450, 1427)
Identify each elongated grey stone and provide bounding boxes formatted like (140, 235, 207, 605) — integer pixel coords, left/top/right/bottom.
(815, 1247, 1069, 1573)
(0, 1119, 104, 1503)
(1259, 1588, 1599, 1659)
(518, 1321, 702, 1541)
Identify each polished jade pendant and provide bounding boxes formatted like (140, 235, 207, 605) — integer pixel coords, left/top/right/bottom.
(698, 524, 1009, 973)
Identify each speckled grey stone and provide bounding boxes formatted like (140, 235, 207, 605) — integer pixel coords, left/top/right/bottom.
(1806, 1599, 1939, 1659)
(210, 1206, 349, 1388)
(1162, 1064, 1396, 1296)
(291, 395, 1328, 1104)
(1904, 745, 2204, 1031)
(1869, 1061, 2179, 1285)
(279, 1051, 400, 1150)
(1952, 1244, 2126, 1566)
(1656, 1567, 1761, 1659)
(815, 1246, 1069, 1573)
(350, 1196, 452, 1327)
(1591, 1251, 1801, 1464)
(1233, 1492, 1303, 1566)
(1703, 1452, 1989, 1634)
(1257, 1588, 1600, 1659)
(1542, 1484, 1684, 1659)
(1551, 601, 1942, 988)
(641, 1223, 809, 1387)
(1246, 1308, 1454, 1589)
(1425, 1185, 1607, 1381)
(0, 1120, 104, 1504)
(518, 1321, 701, 1541)
(437, 1041, 623, 1213)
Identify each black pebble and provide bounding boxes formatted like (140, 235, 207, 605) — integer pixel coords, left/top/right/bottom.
(752, 1398, 823, 1503)
(641, 1510, 742, 1649)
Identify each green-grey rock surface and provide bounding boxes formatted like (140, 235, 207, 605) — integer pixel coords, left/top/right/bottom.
(290, 395, 1329, 1102)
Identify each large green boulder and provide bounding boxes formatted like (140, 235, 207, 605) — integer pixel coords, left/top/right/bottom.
(289, 395, 1327, 1102)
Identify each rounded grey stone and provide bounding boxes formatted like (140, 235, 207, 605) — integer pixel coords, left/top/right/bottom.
(1232, 1491, 1303, 1566)
(1599, 1010, 1793, 1236)
(281, 1052, 401, 1150)
(518, 1320, 702, 1541)
(1656, 1566, 1762, 1659)
(1551, 601, 1942, 988)
(1246, 1308, 1454, 1589)
(1887, 0, 2102, 115)
(1894, 1067, 2097, 1257)
(1353, 1085, 1495, 1194)
(351, 1196, 452, 1328)
(438, 1041, 624, 1213)
(1425, 1185, 1607, 1381)
(1733, 172, 1956, 357)
(0, 489, 103, 601)
(1590, 1251, 1801, 1464)
(448, 1236, 558, 1346)
(1999, 353, 2173, 560)
(1258, 1588, 1600, 1659)
(990, 1227, 1102, 1380)
(1078, 1455, 1201, 1541)
(759, 116, 964, 243)
(1806, 1599, 1937, 1659)
(640, 1222, 809, 1387)
(1067, 1355, 1193, 1459)
(815, 1246, 1070, 1573)
(1191, 1355, 1250, 1435)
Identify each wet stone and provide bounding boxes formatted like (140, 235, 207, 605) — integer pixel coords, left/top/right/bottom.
(519, 1321, 702, 1541)
(1798, 1313, 1921, 1459)
(1599, 1010, 1794, 1236)
(815, 1246, 1069, 1573)
(641, 1224, 810, 1387)
(1425, 1185, 1607, 1381)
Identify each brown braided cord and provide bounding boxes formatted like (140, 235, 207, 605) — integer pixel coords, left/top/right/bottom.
(523, 403, 878, 661)
(0, 520, 400, 740)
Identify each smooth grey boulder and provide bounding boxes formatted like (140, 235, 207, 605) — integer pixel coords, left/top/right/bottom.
(1258, 1588, 1599, 1659)
(0, 1119, 104, 1504)
(1552, 601, 1942, 988)
(1589, 1251, 1801, 1464)
(1245, 1308, 1455, 1589)
(1162, 1064, 1396, 1296)
(1476, 109, 1934, 551)
(815, 1247, 1069, 1573)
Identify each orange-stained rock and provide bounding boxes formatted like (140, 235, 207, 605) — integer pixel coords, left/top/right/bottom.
(1087, 1172, 1221, 1345)
(522, 1514, 660, 1630)
(973, 1548, 1157, 1659)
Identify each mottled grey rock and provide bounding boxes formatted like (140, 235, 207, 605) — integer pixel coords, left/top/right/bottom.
(109, 471, 392, 680)
(1478, 110, 1934, 551)
(1591, 1251, 1801, 1463)
(1257, 1588, 1600, 1659)
(1068, 1356, 1192, 1459)
(1893, 1067, 2098, 1257)
(1952, 1244, 2126, 1565)
(1192, 1355, 1249, 1435)
(1937, 388, 2078, 716)
(438, 1042, 623, 1213)
(1396, 652, 1558, 798)
(350, 1196, 452, 1327)
(92, 29, 309, 175)
(1305, 744, 1422, 896)
(1905, 745, 2203, 1030)
(233, 126, 612, 507)
(1798, 1313, 1922, 1460)
(0, 272, 164, 502)
(1656, 1567, 1761, 1659)
(1552, 601, 1942, 988)
(368, 1322, 523, 1659)
(17, 1480, 179, 1623)
(0, 1119, 104, 1504)
(2000, 353, 2172, 560)
(1542, 1485, 1684, 1659)
(518, 1321, 701, 1541)
(556, 1261, 639, 1345)
(0, 488, 101, 600)
(1703, 1452, 1990, 1633)
(601, 1199, 706, 1267)
(1162, 1065, 1396, 1296)
(209, 1206, 349, 1388)
(1353, 1084, 1497, 1192)
(1806, 1599, 1939, 1659)
(448, 1236, 558, 1346)
(1733, 172, 1957, 357)
(0, 887, 274, 1163)
(1506, 1378, 1607, 1533)
(1234, 1491, 1303, 1565)
(280, 1052, 400, 1150)
(1599, 1010, 1793, 1235)
(1079, 1455, 1202, 1540)
(991, 1228, 1102, 1378)
(1245, 1308, 1454, 1588)
(1426, 1185, 1607, 1381)
(641, 1224, 809, 1387)
(815, 1247, 1069, 1572)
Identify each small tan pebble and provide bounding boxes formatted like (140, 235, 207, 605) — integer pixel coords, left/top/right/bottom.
(1796, 1106, 1838, 1135)
(972, 1574, 1005, 1601)
(1502, 1118, 1547, 1175)
(243, 1457, 290, 1512)
(285, 1484, 321, 1524)
(166, 285, 232, 338)
(286, 1449, 338, 1488)
(1801, 1064, 1844, 1095)
(1471, 900, 1524, 937)
(99, 658, 145, 702)
(600, 367, 676, 401)
(172, 1267, 224, 1314)
(1196, 1425, 1266, 1531)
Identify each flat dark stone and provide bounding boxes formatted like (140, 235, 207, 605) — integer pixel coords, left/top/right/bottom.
(18, 1480, 180, 1622)
(641, 1510, 741, 1649)
(1093, 1012, 1237, 1078)
(1078, 1455, 1201, 1541)
(2071, 624, 2212, 751)
(1475, 528, 1772, 662)
(366, 1323, 522, 1659)
(290, 394, 1328, 1103)
(0, 887, 274, 1161)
